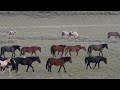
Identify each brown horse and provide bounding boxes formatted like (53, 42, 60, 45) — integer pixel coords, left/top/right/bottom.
(20, 46, 41, 56)
(46, 57, 72, 72)
(50, 45, 66, 57)
(108, 32, 120, 39)
(65, 45, 86, 56)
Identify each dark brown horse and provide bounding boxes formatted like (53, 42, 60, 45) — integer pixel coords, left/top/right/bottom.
(108, 32, 120, 39)
(50, 45, 66, 57)
(87, 44, 108, 56)
(20, 46, 41, 56)
(46, 57, 72, 72)
(65, 45, 86, 56)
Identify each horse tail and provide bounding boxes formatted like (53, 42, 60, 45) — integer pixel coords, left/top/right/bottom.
(87, 46, 91, 54)
(46, 59, 49, 70)
(50, 46, 55, 55)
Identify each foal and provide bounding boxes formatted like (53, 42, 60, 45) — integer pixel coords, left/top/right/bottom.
(0, 59, 12, 74)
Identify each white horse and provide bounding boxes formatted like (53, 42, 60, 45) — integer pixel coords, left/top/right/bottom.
(69, 31, 79, 37)
(62, 31, 79, 37)
(0, 59, 12, 74)
(8, 31, 16, 35)
(62, 31, 70, 37)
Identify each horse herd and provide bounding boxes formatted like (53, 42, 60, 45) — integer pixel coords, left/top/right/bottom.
(0, 31, 119, 74)
(0, 42, 109, 74)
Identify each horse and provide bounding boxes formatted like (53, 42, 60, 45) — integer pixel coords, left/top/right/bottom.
(62, 31, 79, 38)
(62, 31, 70, 37)
(50, 45, 66, 57)
(65, 45, 86, 56)
(20, 46, 41, 56)
(69, 31, 79, 37)
(8, 31, 16, 35)
(87, 44, 108, 56)
(0, 58, 12, 74)
(1, 45, 21, 58)
(10, 56, 41, 72)
(46, 57, 72, 72)
(84, 56, 107, 69)
(108, 32, 120, 39)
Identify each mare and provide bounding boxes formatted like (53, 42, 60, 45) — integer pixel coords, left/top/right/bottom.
(108, 32, 120, 39)
(87, 44, 108, 56)
(50, 45, 66, 57)
(65, 45, 86, 56)
(10, 56, 41, 72)
(20, 46, 41, 56)
(1, 45, 21, 58)
(46, 57, 72, 72)
(84, 56, 107, 69)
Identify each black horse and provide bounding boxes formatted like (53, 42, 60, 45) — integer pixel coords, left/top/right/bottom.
(1, 45, 21, 58)
(84, 56, 107, 69)
(87, 44, 108, 56)
(10, 56, 41, 72)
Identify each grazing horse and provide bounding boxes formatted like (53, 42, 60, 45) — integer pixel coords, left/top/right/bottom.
(46, 57, 72, 72)
(10, 56, 41, 72)
(62, 31, 79, 37)
(50, 45, 66, 57)
(0, 58, 12, 74)
(1, 45, 21, 58)
(69, 31, 79, 37)
(87, 44, 108, 56)
(65, 45, 86, 56)
(20, 46, 41, 56)
(84, 56, 107, 69)
(8, 31, 16, 35)
(108, 32, 120, 39)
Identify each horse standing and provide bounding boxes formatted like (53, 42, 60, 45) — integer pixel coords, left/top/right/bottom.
(46, 57, 72, 72)
(50, 45, 66, 57)
(1, 45, 21, 58)
(10, 56, 41, 72)
(87, 44, 108, 56)
(108, 32, 120, 39)
(20, 46, 41, 56)
(84, 56, 107, 69)
(65, 45, 86, 56)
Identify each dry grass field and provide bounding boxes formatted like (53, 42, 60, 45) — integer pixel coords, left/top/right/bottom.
(0, 12, 120, 79)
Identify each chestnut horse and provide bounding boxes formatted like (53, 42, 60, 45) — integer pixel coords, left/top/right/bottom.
(50, 45, 66, 57)
(20, 46, 41, 56)
(46, 57, 72, 72)
(108, 32, 120, 39)
(65, 45, 86, 56)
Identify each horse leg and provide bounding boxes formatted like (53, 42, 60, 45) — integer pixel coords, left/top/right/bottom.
(50, 65, 52, 72)
(34, 52, 37, 56)
(76, 51, 79, 56)
(69, 51, 72, 56)
(65, 50, 68, 56)
(93, 63, 97, 69)
(58, 66, 62, 72)
(30, 65, 34, 72)
(26, 65, 29, 72)
(31, 52, 33, 56)
(88, 62, 92, 69)
(63, 65, 66, 72)
(61, 52, 64, 57)
(98, 63, 100, 69)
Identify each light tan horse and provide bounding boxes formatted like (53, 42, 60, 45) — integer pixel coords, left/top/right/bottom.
(0, 59, 12, 74)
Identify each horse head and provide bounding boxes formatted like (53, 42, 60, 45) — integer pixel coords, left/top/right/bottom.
(102, 57, 107, 64)
(103, 44, 108, 49)
(81, 45, 86, 51)
(35, 57, 41, 63)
